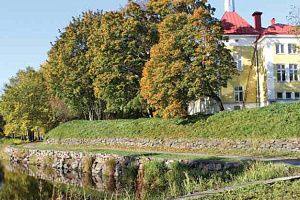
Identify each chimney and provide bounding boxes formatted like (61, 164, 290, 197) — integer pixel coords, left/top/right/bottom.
(252, 11, 263, 31)
(271, 18, 276, 26)
(225, 0, 235, 12)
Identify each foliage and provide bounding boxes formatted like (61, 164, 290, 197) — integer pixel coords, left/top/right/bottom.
(142, 160, 167, 192)
(46, 102, 300, 140)
(0, 67, 52, 138)
(141, 0, 236, 118)
(48, 96, 78, 127)
(287, 5, 300, 26)
(0, 115, 4, 135)
(44, 11, 103, 121)
(89, 2, 158, 119)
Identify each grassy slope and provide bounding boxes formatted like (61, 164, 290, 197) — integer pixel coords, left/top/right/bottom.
(46, 102, 300, 140)
(197, 180, 300, 200)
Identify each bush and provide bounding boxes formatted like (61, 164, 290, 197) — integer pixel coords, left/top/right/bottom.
(143, 160, 167, 192)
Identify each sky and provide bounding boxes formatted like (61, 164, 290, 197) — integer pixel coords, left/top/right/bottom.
(0, 0, 299, 92)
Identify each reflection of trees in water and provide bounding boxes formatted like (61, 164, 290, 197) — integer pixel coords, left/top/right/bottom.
(0, 161, 137, 200)
(0, 162, 5, 190)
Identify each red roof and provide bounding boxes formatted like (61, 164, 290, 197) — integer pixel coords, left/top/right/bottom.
(262, 24, 295, 35)
(221, 12, 258, 35)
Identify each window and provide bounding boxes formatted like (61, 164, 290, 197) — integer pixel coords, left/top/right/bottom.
(289, 64, 299, 81)
(234, 86, 244, 102)
(276, 44, 285, 54)
(277, 92, 283, 99)
(288, 44, 298, 54)
(277, 64, 286, 82)
(234, 106, 241, 110)
(286, 92, 292, 99)
(233, 55, 243, 71)
(295, 92, 300, 99)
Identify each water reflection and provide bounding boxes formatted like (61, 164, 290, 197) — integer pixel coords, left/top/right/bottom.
(0, 160, 136, 200)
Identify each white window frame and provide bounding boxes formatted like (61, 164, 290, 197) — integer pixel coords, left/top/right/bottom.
(234, 86, 244, 102)
(288, 44, 298, 54)
(289, 64, 299, 82)
(295, 92, 300, 99)
(233, 54, 243, 71)
(276, 44, 285, 54)
(276, 64, 286, 82)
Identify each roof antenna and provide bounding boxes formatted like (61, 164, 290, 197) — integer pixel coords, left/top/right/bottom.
(225, 0, 235, 12)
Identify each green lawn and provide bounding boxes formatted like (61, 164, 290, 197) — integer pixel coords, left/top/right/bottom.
(46, 102, 300, 140)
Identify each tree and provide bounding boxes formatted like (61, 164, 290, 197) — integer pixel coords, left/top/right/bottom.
(0, 114, 4, 135)
(89, 2, 158, 118)
(287, 5, 300, 39)
(288, 5, 300, 27)
(141, 0, 236, 118)
(0, 67, 51, 140)
(45, 11, 103, 121)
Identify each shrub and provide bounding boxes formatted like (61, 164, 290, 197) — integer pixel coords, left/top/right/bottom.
(143, 160, 167, 192)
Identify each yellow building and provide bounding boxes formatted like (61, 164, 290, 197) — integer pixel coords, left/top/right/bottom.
(188, 0, 300, 114)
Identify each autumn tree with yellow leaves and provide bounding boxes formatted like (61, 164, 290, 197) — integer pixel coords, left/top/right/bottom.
(141, 0, 236, 118)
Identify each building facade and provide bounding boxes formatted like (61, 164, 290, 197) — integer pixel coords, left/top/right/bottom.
(189, 0, 300, 115)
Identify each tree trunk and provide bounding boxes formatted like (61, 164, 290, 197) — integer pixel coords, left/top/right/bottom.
(27, 130, 30, 142)
(88, 109, 94, 121)
(210, 95, 225, 112)
(37, 129, 40, 141)
(147, 107, 154, 118)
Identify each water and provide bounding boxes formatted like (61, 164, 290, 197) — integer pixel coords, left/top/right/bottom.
(0, 160, 139, 200)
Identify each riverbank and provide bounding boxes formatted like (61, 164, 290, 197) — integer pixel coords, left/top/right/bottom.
(43, 103, 300, 158)
(3, 145, 300, 200)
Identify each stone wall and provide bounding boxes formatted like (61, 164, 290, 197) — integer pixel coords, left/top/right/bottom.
(46, 138, 300, 153)
(4, 162, 126, 193)
(6, 146, 244, 177)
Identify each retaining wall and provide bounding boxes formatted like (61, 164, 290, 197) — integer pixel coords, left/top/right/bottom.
(5, 146, 244, 177)
(46, 138, 300, 153)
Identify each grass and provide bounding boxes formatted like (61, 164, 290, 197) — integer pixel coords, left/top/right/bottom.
(26, 143, 300, 159)
(26, 143, 242, 162)
(196, 180, 300, 200)
(136, 160, 300, 199)
(0, 138, 23, 145)
(46, 102, 300, 140)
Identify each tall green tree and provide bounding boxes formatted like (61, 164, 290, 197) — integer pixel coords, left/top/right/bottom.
(0, 115, 4, 135)
(45, 11, 103, 121)
(0, 67, 51, 139)
(89, 2, 158, 118)
(141, 0, 236, 118)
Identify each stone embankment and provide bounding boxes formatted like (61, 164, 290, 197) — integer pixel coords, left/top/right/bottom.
(46, 138, 300, 153)
(6, 146, 243, 177)
(4, 162, 123, 193)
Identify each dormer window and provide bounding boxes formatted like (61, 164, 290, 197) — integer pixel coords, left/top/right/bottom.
(233, 54, 243, 71)
(276, 44, 285, 54)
